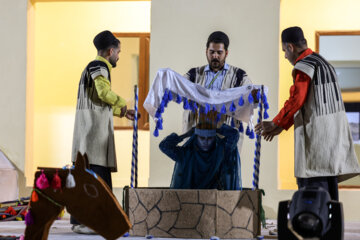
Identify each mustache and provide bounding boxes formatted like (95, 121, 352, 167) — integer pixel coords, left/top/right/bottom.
(211, 59, 220, 63)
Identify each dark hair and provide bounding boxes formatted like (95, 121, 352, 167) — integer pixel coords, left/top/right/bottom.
(206, 31, 229, 50)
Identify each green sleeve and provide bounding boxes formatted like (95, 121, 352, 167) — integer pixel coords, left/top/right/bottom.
(94, 75, 127, 117)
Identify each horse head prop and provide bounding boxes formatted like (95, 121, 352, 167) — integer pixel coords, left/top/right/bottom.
(24, 152, 131, 240)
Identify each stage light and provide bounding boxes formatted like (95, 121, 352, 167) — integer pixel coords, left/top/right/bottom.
(277, 186, 344, 240)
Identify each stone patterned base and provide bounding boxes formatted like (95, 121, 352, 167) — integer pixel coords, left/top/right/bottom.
(124, 188, 261, 239)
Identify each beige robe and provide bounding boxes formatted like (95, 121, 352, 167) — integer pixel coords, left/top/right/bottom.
(294, 53, 360, 182)
(72, 60, 117, 172)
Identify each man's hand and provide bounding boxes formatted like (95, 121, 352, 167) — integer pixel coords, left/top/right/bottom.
(125, 109, 141, 121)
(120, 106, 127, 118)
(255, 121, 283, 142)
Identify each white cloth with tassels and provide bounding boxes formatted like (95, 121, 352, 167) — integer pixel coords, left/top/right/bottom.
(144, 68, 268, 124)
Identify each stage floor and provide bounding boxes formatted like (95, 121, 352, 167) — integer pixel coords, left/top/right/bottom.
(0, 219, 359, 240)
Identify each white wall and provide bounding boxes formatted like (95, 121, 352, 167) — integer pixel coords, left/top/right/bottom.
(0, 0, 27, 171)
(149, 0, 291, 219)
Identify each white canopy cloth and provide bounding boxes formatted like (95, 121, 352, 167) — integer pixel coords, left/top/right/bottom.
(144, 68, 268, 124)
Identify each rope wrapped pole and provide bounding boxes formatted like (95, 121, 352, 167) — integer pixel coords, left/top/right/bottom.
(130, 85, 139, 188)
(252, 85, 264, 190)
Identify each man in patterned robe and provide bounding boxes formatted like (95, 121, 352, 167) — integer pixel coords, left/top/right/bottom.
(71, 30, 137, 233)
(255, 26, 360, 200)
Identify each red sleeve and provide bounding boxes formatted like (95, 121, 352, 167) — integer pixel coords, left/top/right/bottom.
(272, 70, 311, 130)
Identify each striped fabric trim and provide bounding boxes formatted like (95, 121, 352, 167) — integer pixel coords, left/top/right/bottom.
(76, 61, 111, 111)
(89, 65, 109, 80)
(295, 53, 344, 116)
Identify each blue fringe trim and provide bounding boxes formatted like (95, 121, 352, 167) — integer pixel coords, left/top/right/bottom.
(220, 104, 226, 114)
(176, 94, 182, 103)
(153, 128, 159, 137)
(248, 93, 254, 104)
(229, 101, 236, 112)
(238, 122, 244, 132)
(183, 98, 190, 110)
(238, 95, 244, 106)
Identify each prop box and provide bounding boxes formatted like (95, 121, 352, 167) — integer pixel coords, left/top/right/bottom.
(124, 187, 261, 239)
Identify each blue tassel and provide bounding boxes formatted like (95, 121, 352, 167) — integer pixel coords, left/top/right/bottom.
(238, 122, 244, 132)
(238, 95, 244, 106)
(249, 130, 255, 139)
(212, 105, 217, 112)
(205, 103, 210, 114)
(248, 93, 254, 104)
(220, 104, 226, 114)
(193, 102, 198, 110)
(162, 90, 168, 102)
(160, 101, 165, 113)
(216, 113, 222, 123)
(156, 118, 163, 130)
(176, 94, 182, 103)
(264, 110, 269, 119)
(246, 125, 251, 136)
(153, 128, 159, 137)
(155, 110, 161, 119)
(168, 91, 173, 101)
(199, 106, 205, 114)
(231, 118, 235, 127)
(256, 90, 261, 102)
(229, 101, 236, 112)
(183, 98, 190, 110)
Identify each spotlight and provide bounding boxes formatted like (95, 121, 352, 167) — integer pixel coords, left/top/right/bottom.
(278, 186, 343, 240)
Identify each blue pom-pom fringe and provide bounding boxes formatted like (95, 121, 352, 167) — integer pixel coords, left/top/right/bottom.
(220, 104, 226, 114)
(205, 103, 210, 114)
(216, 113, 222, 123)
(249, 130, 255, 139)
(183, 98, 190, 110)
(153, 128, 159, 137)
(168, 91, 173, 101)
(156, 118, 163, 130)
(238, 122, 244, 132)
(246, 126, 251, 136)
(238, 95, 244, 106)
(176, 94, 182, 103)
(248, 93, 254, 104)
(229, 101, 236, 112)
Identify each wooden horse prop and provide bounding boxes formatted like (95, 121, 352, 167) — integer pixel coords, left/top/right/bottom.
(24, 152, 131, 240)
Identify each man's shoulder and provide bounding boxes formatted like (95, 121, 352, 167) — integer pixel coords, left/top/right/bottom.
(86, 60, 110, 80)
(185, 65, 207, 82)
(227, 64, 247, 75)
(86, 60, 109, 71)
